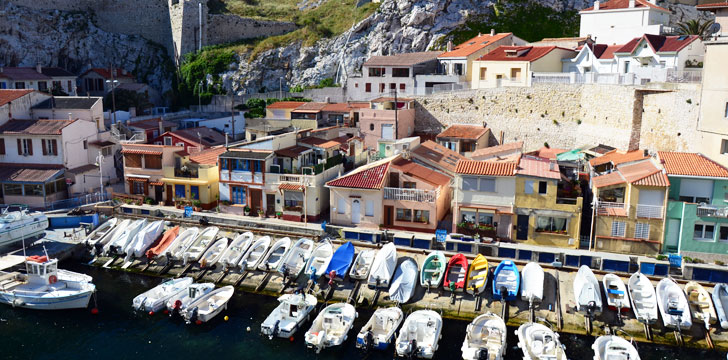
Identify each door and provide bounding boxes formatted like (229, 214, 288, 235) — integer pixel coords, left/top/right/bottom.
(516, 215, 529, 241)
(381, 124, 394, 140)
(384, 205, 393, 227)
(155, 185, 163, 203)
(165, 185, 173, 205)
(250, 189, 262, 213)
(352, 199, 361, 224)
(665, 219, 680, 251)
(266, 194, 276, 215)
(389, 173, 399, 188)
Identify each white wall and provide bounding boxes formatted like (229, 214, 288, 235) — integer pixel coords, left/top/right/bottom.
(579, 8, 670, 45)
(62, 120, 100, 170)
(0, 92, 51, 125)
(455, 175, 516, 207)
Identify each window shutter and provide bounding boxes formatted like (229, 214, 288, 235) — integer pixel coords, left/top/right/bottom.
(27, 139, 33, 155)
(42, 139, 47, 155)
(0, 139, 5, 155)
(52, 139, 57, 155)
(17, 139, 21, 155)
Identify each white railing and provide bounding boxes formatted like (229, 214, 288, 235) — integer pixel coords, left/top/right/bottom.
(666, 69, 703, 84)
(636, 204, 664, 219)
(532, 72, 571, 84)
(697, 205, 728, 218)
(383, 187, 439, 203)
(596, 201, 626, 215)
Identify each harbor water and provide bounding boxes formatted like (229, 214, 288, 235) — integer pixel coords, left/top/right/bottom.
(0, 263, 724, 360)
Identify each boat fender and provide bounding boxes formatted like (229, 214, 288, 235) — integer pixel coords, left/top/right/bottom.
(48, 275, 58, 284)
(174, 300, 183, 310)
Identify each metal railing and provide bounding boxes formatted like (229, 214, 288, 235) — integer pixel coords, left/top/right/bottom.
(636, 204, 664, 219)
(697, 205, 728, 218)
(31, 192, 110, 211)
(383, 187, 439, 203)
(666, 69, 703, 84)
(596, 201, 626, 215)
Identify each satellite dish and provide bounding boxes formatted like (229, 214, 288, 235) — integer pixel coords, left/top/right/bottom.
(709, 22, 722, 35)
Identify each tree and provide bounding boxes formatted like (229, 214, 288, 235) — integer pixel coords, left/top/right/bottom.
(677, 19, 715, 40)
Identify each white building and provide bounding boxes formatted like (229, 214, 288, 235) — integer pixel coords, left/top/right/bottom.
(438, 31, 526, 82)
(0, 66, 77, 95)
(0, 90, 50, 125)
(179, 112, 246, 140)
(579, 0, 672, 45)
(562, 44, 622, 74)
(31, 97, 106, 132)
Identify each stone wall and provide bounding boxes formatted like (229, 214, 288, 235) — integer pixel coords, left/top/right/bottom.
(207, 14, 296, 48)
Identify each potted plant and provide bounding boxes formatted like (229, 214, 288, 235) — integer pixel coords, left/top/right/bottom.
(257, 209, 265, 218)
(221, 200, 231, 206)
(276, 211, 283, 219)
(243, 205, 251, 216)
(192, 200, 202, 211)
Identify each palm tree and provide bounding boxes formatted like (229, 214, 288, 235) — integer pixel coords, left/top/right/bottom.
(677, 19, 715, 40)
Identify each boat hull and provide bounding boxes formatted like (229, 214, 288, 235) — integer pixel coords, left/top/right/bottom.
(0, 287, 94, 310)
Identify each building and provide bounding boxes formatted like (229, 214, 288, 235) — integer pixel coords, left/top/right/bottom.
(151, 127, 226, 154)
(179, 112, 245, 140)
(0, 90, 50, 125)
(358, 97, 415, 150)
(0, 66, 77, 95)
(320, 102, 368, 127)
(562, 44, 623, 74)
(438, 31, 526, 80)
(116, 82, 163, 107)
(578, 0, 672, 45)
(265, 101, 306, 119)
(611, 35, 704, 81)
(160, 146, 225, 209)
(436, 124, 490, 156)
(291, 102, 328, 130)
(78, 68, 135, 96)
(470, 141, 523, 162)
(377, 136, 420, 160)
(126, 118, 178, 143)
(471, 46, 577, 88)
(121, 144, 183, 202)
(590, 149, 648, 174)
(218, 148, 274, 215)
(31, 97, 105, 132)
(410, 140, 466, 177)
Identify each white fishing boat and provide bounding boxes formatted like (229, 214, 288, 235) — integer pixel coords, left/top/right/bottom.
(603, 274, 630, 313)
(239, 235, 271, 271)
(521, 262, 544, 306)
(181, 285, 234, 324)
(685, 281, 717, 329)
(218, 232, 254, 270)
(199, 237, 229, 269)
(0, 209, 49, 248)
(304, 240, 333, 279)
(258, 237, 291, 271)
(304, 302, 358, 353)
(628, 272, 658, 324)
(104, 219, 146, 256)
(92, 218, 130, 255)
(389, 258, 418, 304)
(395, 309, 442, 359)
(132, 277, 193, 313)
(356, 306, 403, 351)
(656, 278, 692, 329)
(0, 255, 95, 310)
(166, 282, 215, 314)
(261, 292, 317, 339)
(516, 322, 567, 360)
(84, 218, 118, 248)
(56, 269, 93, 283)
(165, 227, 200, 262)
(367, 242, 397, 289)
(124, 220, 165, 261)
(573, 265, 602, 316)
(712, 283, 728, 329)
(278, 237, 315, 278)
(592, 335, 640, 360)
(181, 227, 219, 265)
(350, 248, 376, 281)
(461, 312, 507, 360)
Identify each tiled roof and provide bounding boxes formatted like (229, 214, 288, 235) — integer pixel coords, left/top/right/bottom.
(221, 149, 273, 160)
(616, 34, 700, 54)
(0, 119, 75, 135)
(0, 67, 50, 81)
(189, 147, 226, 165)
(391, 158, 451, 186)
(266, 101, 306, 109)
(584, 44, 623, 59)
(128, 118, 176, 130)
(455, 159, 517, 176)
(439, 33, 512, 58)
(89, 140, 115, 147)
(167, 127, 226, 147)
(593, 159, 669, 188)
(299, 136, 349, 149)
(292, 102, 328, 112)
(528, 146, 568, 160)
(658, 151, 728, 178)
(592, 171, 625, 188)
(40, 67, 75, 77)
(619, 160, 663, 183)
(363, 51, 442, 67)
(589, 149, 647, 167)
(81, 68, 134, 79)
(411, 140, 466, 173)
(326, 161, 390, 189)
(33, 97, 101, 110)
(370, 97, 414, 103)
(581, 0, 669, 12)
(0, 165, 62, 183)
(477, 46, 574, 62)
(0, 90, 34, 106)
(697, 1, 728, 9)
(470, 141, 523, 159)
(121, 146, 163, 155)
(275, 145, 312, 158)
(321, 102, 368, 112)
(279, 183, 305, 191)
(436, 124, 489, 140)
(633, 171, 670, 186)
(66, 164, 98, 175)
(516, 156, 561, 179)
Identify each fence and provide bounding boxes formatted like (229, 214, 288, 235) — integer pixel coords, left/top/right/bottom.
(31, 192, 111, 211)
(383, 187, 439, 203)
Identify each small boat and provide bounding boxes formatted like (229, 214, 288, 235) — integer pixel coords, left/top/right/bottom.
(164, 227, 200, 261)
(104, 219, 146, 256)
(444, 254, 468, 292)
(181, 285, 234, 324)
(199, 237, 229, 269)
(239, 235, 271, 271)
(389, 258, 418, 304)
(521, 262, 544, 306)
(132, 277, 193, 313)
(146, 226, 180, 260)
(304, 240, 334, 280)
(258, 237, 292, 271)
(656, 278, 692, 329)
(461, 312, 507, 360)
(685, 281, 717, 329)
(350, 248, 376, 281)
(492, 260, 520, 301)
(261, 292, 318, 339)
(166, 282, 215, 314)
(56, 269, 93, 283)
(124, 220, 165, 260)
(278, 237, 315, 278)
(84, 218, 118, 248)
(573, 265, 602, 316)
(182, 227, 220, 265)
(516, 322, 567, 360)
(592, 335, 640, 360)
(304, 302, 358, 353)
(603, 274, 630, 313)
(324, 241, 355, 281)
(420, 251, 446, 290)
(0, 256, 96, 310)
(0, 209, 49, 248)
(93, 218, 130, 255)
(218, 232, 254, 270)
(395, 309, 442, 359)
(628, 272, 658, 324)
(367, 242, 397, 289)
(465, 254, 488, 295)
(712, 283, 728, 329)
(356, 306, 403, 351)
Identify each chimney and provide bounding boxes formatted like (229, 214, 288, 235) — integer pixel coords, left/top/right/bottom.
(446, 41, 453, 52)
(549, 160, 556, 171)
(36, 63, 42, 74)
(68, 113, 72, 121)
(478, 32, 482, 37)
(158, 117, 163, 134)
(628, 0, 635, 7)
(129, 106, 136, 118)
(594, 0, 600, 10)
(490, 28, 496, 36)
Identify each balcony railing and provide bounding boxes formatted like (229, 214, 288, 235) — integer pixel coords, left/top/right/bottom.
(697, 205, 728, 218)
(174, 168, 199, 178)
(636, 204, 664, 219)
(383, 187, 439, 203)
(596, 201, 626, 215)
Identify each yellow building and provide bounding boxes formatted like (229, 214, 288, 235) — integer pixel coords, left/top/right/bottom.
(160, 147, 225, 210)
(471, 46, 576, 88)
(514, 156, 583, 248)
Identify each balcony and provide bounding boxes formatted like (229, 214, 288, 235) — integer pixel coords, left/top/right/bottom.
(596, 201, 626, 216)
(174, 165, 199, 179)
(697, 205, 728, 218)
(383, 187, 439, 203)
(636, 204, 664, 219)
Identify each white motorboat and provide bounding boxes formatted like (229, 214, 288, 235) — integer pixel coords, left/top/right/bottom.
(712, 283, 728, 329)
(278, 237, 315, 278)
(261, 292, 318, 339)
(592, 335, 640, 360)
(166, 282, 215, 314)
(132, 277, 193, 313)
(603, 274, 630, 313)
(389, 258, 418, 304)
(0, 209, 49, 248)
(304, 302, 357, 353)
(181, 285, 234, 324)
(350, 249, 376, 281)
(56, 269, 93, 283)
(84, 218, 118, 248)
(685, 281, 717, 329)
(304, 240, 333, 279)
(181, 227, 220, 265)
(104, 219, 146, 256)
(199, 237, 229, 269)
(516, 322, 567, 360)
(239, 235, 271, 271)
(521, 262, 544, 306)
(0, 256, 95, 310)
(258, 237, 291, 271)
(628, 272, 658, 324)
(656, 278, 692, 329)
(573, 265, 602, 316)
(218, 232, 254, 270)
(461, 312, 507, 360)
(395, 309, 442, 359)
(356, 306, 403, 351)
(367, 242, 397, 289)
(165, 227, 200, 261)
(92, 218, 130, 255)
(124, 220, 165, 261)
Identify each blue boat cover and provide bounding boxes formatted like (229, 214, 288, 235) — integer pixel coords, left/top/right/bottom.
(607, 289, 624, 295)
(325, 242, 355, 278)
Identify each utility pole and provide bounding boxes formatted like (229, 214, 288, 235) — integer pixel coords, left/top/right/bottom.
(230, 92, 235, 141)
(198, 2, 203, 52)
(96, 150, 105, 196)
(394, 86, 398, 140)
(106, 65, 119, 125)
(279, 78, 282, 99)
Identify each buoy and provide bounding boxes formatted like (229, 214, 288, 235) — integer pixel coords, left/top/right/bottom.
(195, 320, 203, 325)
(224, 315, 229, 321)
(90, 308, 99, 315)
(289, 336, 294, 342)
(149, 311, 155, 316)
(246, 326, 251, 332)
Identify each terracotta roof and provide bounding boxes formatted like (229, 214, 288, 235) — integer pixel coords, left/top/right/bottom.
(370, 97, 414, 103)
(436, 124, 488, 140)
(516, 156, 561, 179)
(89, 140, 115, 147)
(121, 147, 163, 155)
(326, 161, 390, 189)
(81, 68, 134, 79)
(279, 183, 305, 191)
(292, 102, 328, 112)
(584, 44, 623, 59)
(164, 127, 226, 147)
(267, 101, 306, 110)
(299, 136, 348, 149)
(391, 158, 451, 186)
(477, 46, 574, 62)
(0, 90, 34, 106)
(321, 102, 367, 112)
(189, 147, 226, 165)
(658, 152, 728, 178)
(527, 146, 568, 160)
(697, 1, 728, 9)
(0, 119, 75, 135)
(593, 159, 670, 188)
(439, 33, 512, 58)
(592, 171, 626, 188)
(275, 145, 312, 158)
(589, 149, 647, 167)
(633, 171, 670, 186)
(599, 207, 628, 217)
(456, 159, 517, 176)
(581, 0, 670, 12)
(411, 140, 466, 173)
(616, 34, 700, 55)
(470, 141, 523, 159)
(363, 51, 442, 67)
(0, 165, 63, 183)
(221, 149, 273, 160)
(149, 181, 164, 186)
(66, 164, 98, 175)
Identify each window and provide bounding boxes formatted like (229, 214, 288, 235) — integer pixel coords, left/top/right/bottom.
(52, 81, 61, 91)
(0, 139, 4, 155)
(454, 63, 463, 76)
(722, 139, 728, 155)
(17, 139, 32, 155)
(365, 200, 374, 216)
(694, 223, 715, 241)
(462, 176, 479, 191)
(525, 180, 534, 194)
(231, 186, 246, 205)
(480, 67, 487, 81)
(284, 191, 303, 210)
(164, 137, 173, 146)
(611, 221, 626, 237)
(0, 82, 6, 89)
(144, 155, 162, 169)
(659, 61, 666, 68)
(389, 83, 396, 90)
(368, 67, 385, 77)
(24, 184, 43, 197)
(379, 83, 385, 92)
(414, 210, 430, 223)
(254, 160, 262, 172)
(400, 83, 405, 91)
(396, 208, 412, 221)
(725, 102, 728, 118)
(83, 140, 88, 150)
(365, 83, 371, 93)
(403, 181, 416, 189)
(38, 81, 48, 92)
(3, 183, 22, 195)
(633, 222, 650, 239)
(510, 68, 521, 81)
(42, 139, 58, 156)
(338, 197, 346, 214)
(678, 178, 713, 203)
(101, 146, 112, 157)
(152, 130, 159, 138)
(536, 217, 568, 233)
(124, 154, 142, 168)
(624, 61, 630, 73)
(720, 225, 728, 242)
(478, 213, 493, 225)
(538, 181, 548, 194)
(479, 178, 496, 192)
(132, 181, 145, 195)
(392, 68, 409, 77)
(461, 210, 476, 223)
(15, 82, 25, 89)
(585, 51, 590, 61)
(190, 186, 199, 200)
(369, 123, 374, 131)
(175, 184, 186, 198)
(234, 159, 249, 171)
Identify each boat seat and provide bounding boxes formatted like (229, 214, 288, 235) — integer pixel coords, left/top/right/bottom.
(532, 340, 544, 354)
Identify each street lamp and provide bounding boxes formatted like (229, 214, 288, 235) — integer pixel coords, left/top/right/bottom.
(198, 80, 203, 112)
(95, 151, 105, 196)
(105, 79, 120, 125)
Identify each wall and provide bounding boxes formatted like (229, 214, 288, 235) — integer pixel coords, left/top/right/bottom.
(0, 92, 51, 124)
(579, 8, 669, 45)
(358, 108, 415, 149)
(329, 187, 382, 227)
(696, 40, 728, 168)
(206, 14, 296, 49)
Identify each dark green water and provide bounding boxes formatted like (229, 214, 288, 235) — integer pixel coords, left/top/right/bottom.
(0, 264, 724, 360)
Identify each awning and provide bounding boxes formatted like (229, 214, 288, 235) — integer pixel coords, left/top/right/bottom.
(121, 148, 162, 155)
(0, 167, 63, 183)
(149, 181, 164, 186)
(160, 178, 209, 185)
(279, 183, 304, 191)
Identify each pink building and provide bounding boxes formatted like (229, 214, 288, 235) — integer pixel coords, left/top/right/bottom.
(358, 97, 415, 150)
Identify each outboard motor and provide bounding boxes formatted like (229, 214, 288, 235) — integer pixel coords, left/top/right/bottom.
(476, 348, 489, 360)
(270, 319, 280, 340)
(500, 286, 508, 300)
(364, 330, 374, 352)
(408, 339, 418, 360)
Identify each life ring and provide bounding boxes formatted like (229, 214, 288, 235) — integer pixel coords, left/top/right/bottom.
(48, 275, 58, 284)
